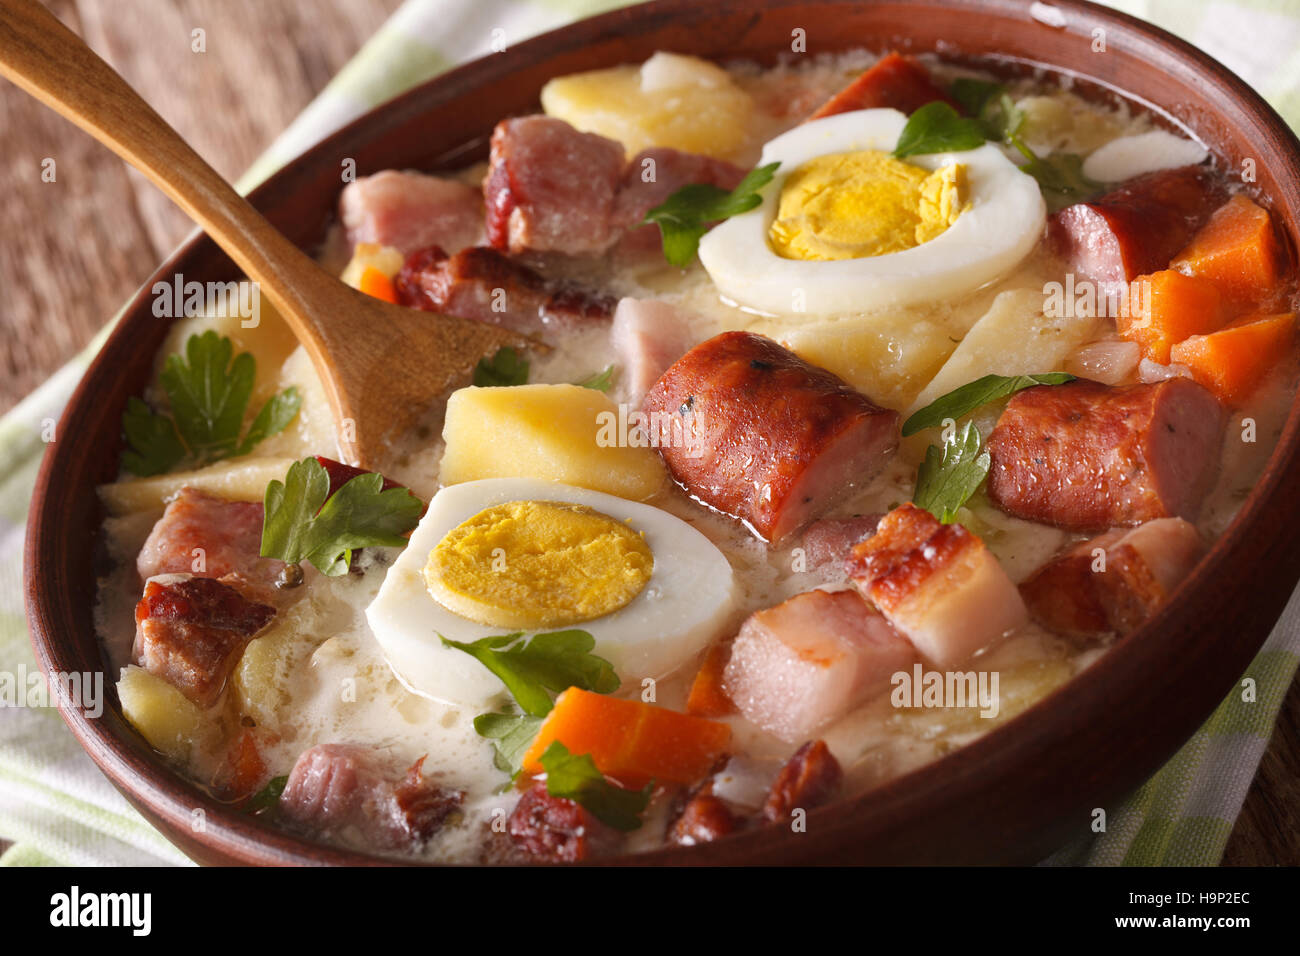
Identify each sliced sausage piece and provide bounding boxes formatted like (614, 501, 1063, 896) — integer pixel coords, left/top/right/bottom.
(279, 745, 462, 851)
(609, 298, 698, 406)
(762, 740, 843, 823)
(1020, 517, 1204, 638)
(642, 331, 899, 543)
(503, 783, 623, 863)
(484, 116, 627, 256)
(393, 245, 615, 336)
(986, 378, 1225, 533)
(132, 575, 275, 707)
(339, 170, 483, 256)
(137, 487, 290, 606)
(809, 52, 957, 119)
(846, 503, 1028, 667)
(723, 588, 916, 742)
(1048, 165, 1227, 287)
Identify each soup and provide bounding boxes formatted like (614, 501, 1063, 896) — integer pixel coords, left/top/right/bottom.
(95, 49, 1296, 862)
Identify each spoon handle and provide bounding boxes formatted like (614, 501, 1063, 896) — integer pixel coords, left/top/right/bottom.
(0, 0, 335, 353)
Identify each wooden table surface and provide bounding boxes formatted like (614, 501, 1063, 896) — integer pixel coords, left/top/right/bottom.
(1, 0, 1296, 866)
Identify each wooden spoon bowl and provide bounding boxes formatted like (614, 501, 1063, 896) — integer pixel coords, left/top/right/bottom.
(0, 0, 524, 468)
(22, 0, 1300, 865)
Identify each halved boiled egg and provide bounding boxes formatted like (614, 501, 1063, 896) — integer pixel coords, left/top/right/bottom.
(365, 478, 736, 709)
(698, 108, 1046, 315)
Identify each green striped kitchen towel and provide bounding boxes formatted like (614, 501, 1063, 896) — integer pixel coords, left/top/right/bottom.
(2, 0, 1298, 867)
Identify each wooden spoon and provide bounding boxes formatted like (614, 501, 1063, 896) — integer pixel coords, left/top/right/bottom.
(0, 0, 526, 468)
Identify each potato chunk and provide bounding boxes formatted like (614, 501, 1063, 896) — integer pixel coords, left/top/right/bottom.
(777, 311, 957, 411)
(439, 384, 666, 501)
(117, 664, 207, 761)
(540, 53, 756, 164)
(98, 456, 296, 517)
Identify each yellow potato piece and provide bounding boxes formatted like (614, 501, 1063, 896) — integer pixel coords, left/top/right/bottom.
(778, 313, 958, 412)
(907, 288, 1101, 414)
(117, 665, 206, 761)
(439, 384, 666, 501)
(98, 456, 296, 517)
(540, 53, 756, 163)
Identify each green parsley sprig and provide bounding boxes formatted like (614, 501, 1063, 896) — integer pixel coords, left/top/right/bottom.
(260, 457, 423, 576)
(440, 630, 619, 720)
(902, 372, 1075, 436)
(644, 162, 781, 267)
(473, 347, 529, 387)
(913, 420, 990, 524)
(538, 742, 653, 832)
(121, 331, 301, 476)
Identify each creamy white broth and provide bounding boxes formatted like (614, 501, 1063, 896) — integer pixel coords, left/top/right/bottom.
(93, 51, 1292, 861)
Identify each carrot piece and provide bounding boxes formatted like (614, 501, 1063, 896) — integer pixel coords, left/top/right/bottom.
(359, 265, 398, 304)
(686, 640, 736, 718)
(1117, 269, 1226, 363)
(1169, 312, 1295, 404)
(810, 52, 958, 119)
(220, 728, 268, 800)
(1171, 195, 1283, 308)
(521, 688, 731, 787)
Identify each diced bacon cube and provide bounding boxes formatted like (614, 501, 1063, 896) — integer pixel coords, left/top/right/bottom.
(279, 744, 462, 851)
(762, 740, 843, 822)
(846, 503, 1028, 667)
(484, 116, 626, 256)
(137, 487, 290, 606)
(339, 170, 484, 256)
(723, 588, 916, 742)
(132, 575, 275, 707)
(1020, 517, 1204, 638)
(609, 298, 697, 406)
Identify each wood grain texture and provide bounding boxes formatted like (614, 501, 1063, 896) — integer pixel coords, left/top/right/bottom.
(3, 0, 1296, 866)
(0, 0, 401, 414)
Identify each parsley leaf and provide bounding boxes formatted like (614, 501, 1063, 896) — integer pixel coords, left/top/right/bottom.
(121, 397, 186, 477)
(473, 712, 545, 778)
(576, 365, 615, 391)
(644, 161, 780, 267)
(538, 742, 653, 832)
(902, 372, 1076, 436)
(121, 331, 301, 476)
(260, 457, 423, 576)
(913, 420, 991, 523)
(947, 78, 1099, 209)
(893, 102, 988, 159)
(245, 774, 288, 814)
(440, 630, 619, 718)
(949, 77, 1004, 118)
(473, 347, 529, 387)
(1008, 136, 1102, 209)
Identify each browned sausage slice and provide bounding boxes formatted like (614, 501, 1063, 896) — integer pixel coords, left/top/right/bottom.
(642, 331, 899, 543)
(986, 378, 1224, 533)
(1048, 165, 1227, 286)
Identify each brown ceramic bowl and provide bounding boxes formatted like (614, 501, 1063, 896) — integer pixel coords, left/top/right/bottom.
(24, 0, 1300, 865)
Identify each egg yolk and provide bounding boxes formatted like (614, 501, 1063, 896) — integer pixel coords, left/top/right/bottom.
(768, 150, 969, 261)
(423, 500, 654, 629)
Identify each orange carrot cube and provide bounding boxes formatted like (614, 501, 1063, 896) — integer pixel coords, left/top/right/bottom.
(521, 688, 731, 787)
(1169, 312, 1295, 403)
(1118, 269, 1226, 363)
(1171, 195, 1283, 308)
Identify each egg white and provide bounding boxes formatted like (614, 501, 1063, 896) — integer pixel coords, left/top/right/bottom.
(697, 108, 1047, 315)
(365, 478, 736, 709)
